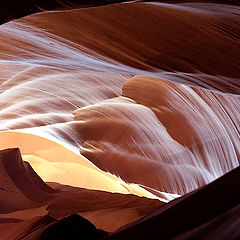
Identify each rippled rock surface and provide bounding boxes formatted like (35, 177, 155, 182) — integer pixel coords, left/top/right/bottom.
(0, 1, 239, 239)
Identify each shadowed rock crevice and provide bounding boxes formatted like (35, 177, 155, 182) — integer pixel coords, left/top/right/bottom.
(1, 148, 56, 203)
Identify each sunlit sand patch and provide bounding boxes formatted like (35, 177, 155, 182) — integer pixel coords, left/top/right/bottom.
(0, 131, 161, 200)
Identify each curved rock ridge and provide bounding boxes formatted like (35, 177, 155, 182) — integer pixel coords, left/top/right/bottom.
(74, 76, 240, 194)
(0, 148, 56, 213)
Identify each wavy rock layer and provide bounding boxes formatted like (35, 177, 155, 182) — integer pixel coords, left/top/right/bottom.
(75, 76, 240, 194)
(0, 1, 240, 239)
(0, 2, 240, 93)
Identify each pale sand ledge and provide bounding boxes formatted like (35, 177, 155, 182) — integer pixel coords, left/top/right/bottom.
(0, 131, 167, 201)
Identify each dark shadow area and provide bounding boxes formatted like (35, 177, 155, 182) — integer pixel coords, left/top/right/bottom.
(40, 214, 107, 240)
